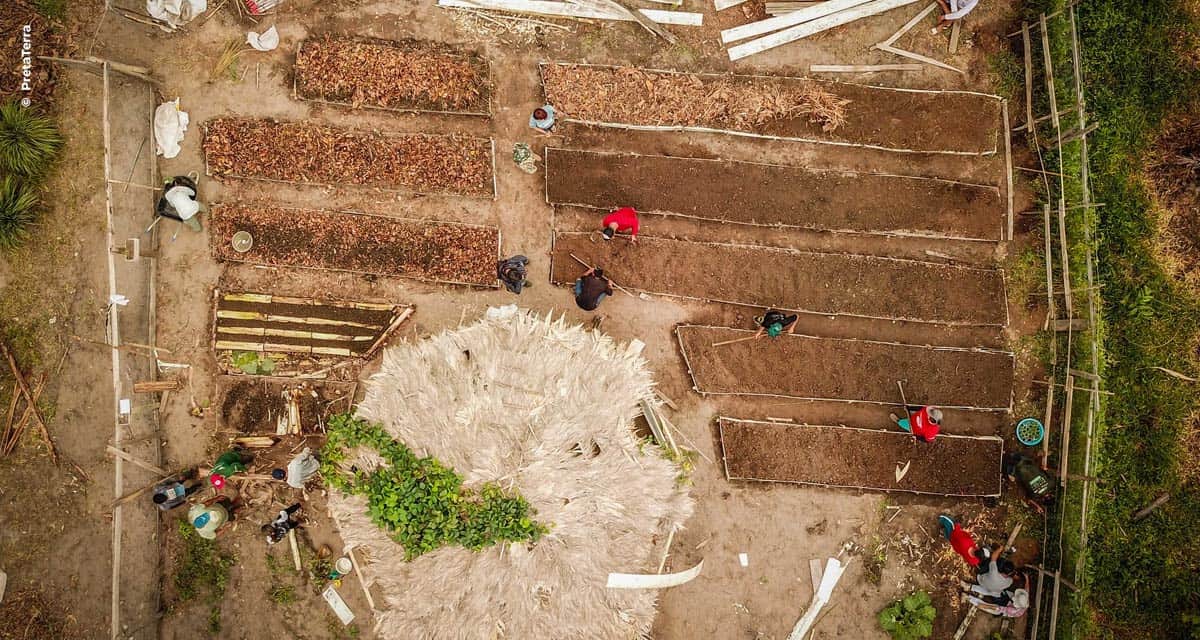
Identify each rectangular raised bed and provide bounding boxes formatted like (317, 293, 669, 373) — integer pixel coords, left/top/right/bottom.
(550, 233, 1008, 326)
(545, 148, 1003, 241)
(203, 118, 495, 198)
(294, 36, 491, 116)
(211, 204, 500, 287)
(539, 63, 1002, 155)
(719, 418, 1004, 497)
(677, 326, 1013, 409)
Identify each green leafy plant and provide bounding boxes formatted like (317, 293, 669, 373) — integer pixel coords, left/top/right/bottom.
(231, 350, 276, 375)
(0, 102, 62, 177)
(32, 0, 67, 19)
(878, 590, 936, 640)
(0, 176, 38, 250)
(321, 413, 547, 560)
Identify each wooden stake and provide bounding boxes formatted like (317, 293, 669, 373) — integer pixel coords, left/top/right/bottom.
(711, 335, 759, 347)
(1059, 375, 1074, 487)
(809, 64, 921, 72)
(1003, 100, 1015, 240)
(4, 378, 45, 455)
(106, 445, 170, 477)
(133, 379, 182, 393)
(1132, 493, 1170, 521)
(347, 545, 376, 610)
(0, 341, 57, 465)
(657, 529, 675, 573)
(1021, 23, 1034, 132)
(1042, 204, 1056, 325)
(1004, 523, 1022, 548)
(288, 529, 302, 571)
(948, 21, 960, 54)
(1042, 376, 1054, 461)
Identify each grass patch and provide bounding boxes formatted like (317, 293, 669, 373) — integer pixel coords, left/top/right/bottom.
(173, 520, 236, 633)
(30, 0, 66, 20)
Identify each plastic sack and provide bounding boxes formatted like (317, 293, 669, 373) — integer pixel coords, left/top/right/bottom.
(153, 98, 189, 159)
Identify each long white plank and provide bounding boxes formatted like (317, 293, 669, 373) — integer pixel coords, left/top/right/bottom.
(438, 0, 704, 24)
(715, 0, 749, 10)
(721, 0, 871, 43)
(728, 0, 918, 60)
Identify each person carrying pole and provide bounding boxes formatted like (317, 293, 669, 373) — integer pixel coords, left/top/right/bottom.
(938, 514, 983, 569)
(601, 206, 640, 244)
(574, 266, 614, 311)
(753, 309, 798, 339)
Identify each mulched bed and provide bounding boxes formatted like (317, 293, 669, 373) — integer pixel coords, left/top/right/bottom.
(545, 148, 1003, 240)
(219, 377, 354, 433)
(540, 63, 1002, 154)
(214, 291, 407, 358)
(719, 418, 1004, 496)
(1, 1, 67, 104)
(551, 232, 1008, 325)
(677, 326, 1014, 409)
(211, 204, 499, 286)
(295, 36, 491, 114)
(203, 118, 494, 197)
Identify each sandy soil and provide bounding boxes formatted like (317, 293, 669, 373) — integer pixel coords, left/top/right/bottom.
(0, 0, 1047, 638)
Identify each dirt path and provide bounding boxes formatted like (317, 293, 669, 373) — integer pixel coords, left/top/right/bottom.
(552, 232, 1009, 325)
(719, 418, 1005, 496)
(546, 148, 1005, 240)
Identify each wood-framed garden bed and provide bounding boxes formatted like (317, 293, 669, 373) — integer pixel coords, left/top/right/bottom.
(550, 232, 1008, 326)
(545, 148, 1003, 241)
(677, 326, 1013, 410)
(218, 376, 356, 434)
(211, 204, 500, 287)
(202, 118, 496, 198)
(718, 418, 1004, 497)
(294, 36, 491, 116)
(211, 290, 413, 377)
(539, 63, 1002, 155)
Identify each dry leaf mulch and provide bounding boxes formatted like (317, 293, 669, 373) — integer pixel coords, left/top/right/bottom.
(541, 63, 849, 134)
(203, 118, 494, 197)
(1, 1, 69, 105)
(211, 203, 499, 286)
(295, 36, 491, 114)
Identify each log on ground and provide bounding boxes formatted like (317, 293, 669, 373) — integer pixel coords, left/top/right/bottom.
(719, 418, 1003, 496)
(551, 233, 1008, 325)
(545, 148, 1003, 240)
(678, 326, 1013, 409)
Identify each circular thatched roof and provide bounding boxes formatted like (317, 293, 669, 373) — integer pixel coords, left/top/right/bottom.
(328, 306, 694, 640)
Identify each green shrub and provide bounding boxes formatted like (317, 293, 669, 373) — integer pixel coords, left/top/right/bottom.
(231, 350, 276, 375)
(878, 590, 936, 640)
(0, 101, 62, 177)
(321, 413, 547, 560)
(32, 0, 66, 20)
(0, 176, 39, 250)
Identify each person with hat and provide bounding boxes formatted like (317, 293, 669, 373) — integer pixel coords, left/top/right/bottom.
(1004, 452, 1055, 514)
(151, 470, 202, 511)
(890, 405, 942, 443)
(208, 448, 250, 488)
(263, 503, 303, 545)
(574, 266, 614, 311)
(188, 496, 235, 540)
(529, 105, 557, 136)
(965, 573, 1030, 617)
(972, 546, 1015, 595)
(497, 255, 531, 294)
(753, 309, 798, 339)
(600, 207, 640, 244)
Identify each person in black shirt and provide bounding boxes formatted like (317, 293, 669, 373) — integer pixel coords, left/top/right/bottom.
(753, 309, 799, 339)
(574, 266, 614, 311)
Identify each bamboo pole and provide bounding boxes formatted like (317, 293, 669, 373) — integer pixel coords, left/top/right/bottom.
(568, 253, 636, 298)
(0, 342, 57, 464)
(711, 335, 759, 347)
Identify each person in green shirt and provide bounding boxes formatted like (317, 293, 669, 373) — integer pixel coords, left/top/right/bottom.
(208, 449, 250, 488)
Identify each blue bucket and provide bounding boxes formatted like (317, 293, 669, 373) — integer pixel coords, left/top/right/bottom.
(1016, 417, 1045, 446)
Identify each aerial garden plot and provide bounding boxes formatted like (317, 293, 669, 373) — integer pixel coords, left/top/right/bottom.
(203, 118, 496, 196)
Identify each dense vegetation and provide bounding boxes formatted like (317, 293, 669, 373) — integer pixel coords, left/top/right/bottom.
(0, 101, 61, 250)
(320, 414, 547, 560)
(1029, 0, 1200, 637)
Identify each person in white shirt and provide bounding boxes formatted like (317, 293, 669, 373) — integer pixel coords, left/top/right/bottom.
(156, 175, 205, 231)
(937, 0, 979, 29)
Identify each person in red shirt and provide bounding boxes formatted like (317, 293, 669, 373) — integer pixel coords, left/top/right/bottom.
(601, 207, 639, 243)
(890, 405, 942, 442)
(939, 514, 982, 568)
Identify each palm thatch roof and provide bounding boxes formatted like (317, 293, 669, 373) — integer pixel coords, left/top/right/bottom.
(328, 306, 694, 639)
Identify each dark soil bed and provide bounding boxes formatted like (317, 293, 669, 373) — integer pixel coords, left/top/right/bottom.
(540, 63, 1001, 154)
(295, 36, 491, 114)
(678, 326, 1013, 409)
(0, 2, 66, 104)
(203, 118, 494, 197)
(215, 292, 404, 357)
(219, 377, 353, 433)
(551, 233, 1008, 325)
(719, 418, 1003, 496)
(545, 148, 1003, 240)
(211, 204, 499, 286)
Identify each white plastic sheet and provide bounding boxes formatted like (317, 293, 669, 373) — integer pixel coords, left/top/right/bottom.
(606, 560, 703, 589)
(246, 26, 280, 51)
(146, 0, 208, 29)
(153, 98, 189, 159)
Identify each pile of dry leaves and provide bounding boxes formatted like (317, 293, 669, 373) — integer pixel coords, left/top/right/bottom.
(295, 36, 491, 113)
(211, 204, 499, 285)
(0, 1, 69, 105)
(542, 64, 849, 133)
(203, 118, 494, 196)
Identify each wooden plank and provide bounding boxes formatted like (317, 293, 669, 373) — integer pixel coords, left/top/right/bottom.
(1052, 318, 1088, 331)
(876, 42, 962, 73)
(106, 445, 170, 478)
(808, 558, 823, 593)
(1058, 197, 1074, 315)
(133, 379, 182, 393)
(573, 0, 678, 43)
(436, 0, 704, 24)
(288, 529, 302, 571)
(809, 64, 921, 72)
(953, 605, 978, 640)
(1002, 100, 1014, 240)
(715, 0, 750, 10)
(362, 307, 414, 360)
(0, 341, 57, 465)
(1042, 377, 1054, 460)
(879, 1, 936, 46)
(1040, 14, 1062, 131)
(1043, 204, 1056, 323)
(1059, 375, 1074, 487)
(948, 20, 960, 54)
(766, 1, 823, 14)
(729, 0, 921, 60)
(721, 0, 872, 43)
(1048, 568, 1062, 640)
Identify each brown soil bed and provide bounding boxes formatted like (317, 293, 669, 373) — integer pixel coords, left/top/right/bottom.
(678, 326, 1014, 409)
(214, 292, 405, 357)
(295, 36, 491, 114)
(203, 118, 494, 197)
(545, 148, 1003, 240)
(551, 233, 1008, 325)
(219, 377, 353, 433)
(211, 204, 499, 286)
(719, 418, 1003, 496)
(1, 2, 66, 104)
(540, 63, 1001, 154)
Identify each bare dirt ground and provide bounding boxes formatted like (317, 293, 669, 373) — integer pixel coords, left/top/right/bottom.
(0, 0, 1049, 638)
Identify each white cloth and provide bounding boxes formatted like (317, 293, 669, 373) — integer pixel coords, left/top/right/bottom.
(246, 26, 279, 51)
(286, 447, 320, 489)
(976, 559, 1014, 594)
(164, 186, 200, 220)
(943, 0, 979, 20)
(153, 99, 189, 159)
(146, 0, 207, 28)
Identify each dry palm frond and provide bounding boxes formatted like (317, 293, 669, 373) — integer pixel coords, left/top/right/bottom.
(211, 38, 245, 82)
(329, 307, 693, 640)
